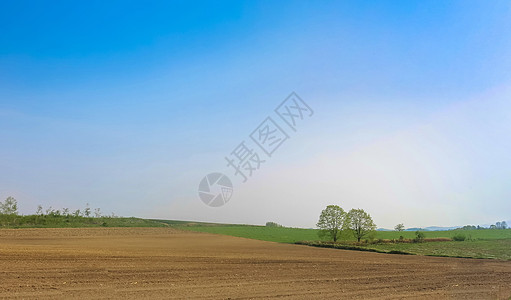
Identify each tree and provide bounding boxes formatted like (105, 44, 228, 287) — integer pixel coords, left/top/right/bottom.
(317, 205, 346, 242)
(94, 208, 101, 218)
(496, 221, 502, 229)
(84, 203, 91, 217)
(462, 225, 476, 230)
(490, 224, 497, 229)
(502, 221, 508, 229)
(394, 223, 405, 231)
(346, 209, 376, 242)
(0, 197, 18, 215)
(45, 206, 54, 215)
(36, 205, 43, 216)
(265, 221, 282, 227)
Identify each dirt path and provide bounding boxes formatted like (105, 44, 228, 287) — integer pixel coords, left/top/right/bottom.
(1, 227, 510, 299)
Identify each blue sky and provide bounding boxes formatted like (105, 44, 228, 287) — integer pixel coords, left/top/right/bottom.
(1, 1, 510, 228)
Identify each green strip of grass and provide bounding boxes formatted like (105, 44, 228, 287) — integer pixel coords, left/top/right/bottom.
(177, 225, 324, 243)
(175, 224, 511, 243)
(374, 229, 511, 240)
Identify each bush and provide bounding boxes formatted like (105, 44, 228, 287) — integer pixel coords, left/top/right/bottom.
(452, 233, 466, 241)
(265, 221, 283, 227)
(414, 231, 425, 243)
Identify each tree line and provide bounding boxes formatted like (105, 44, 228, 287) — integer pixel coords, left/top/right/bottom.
(0, 196, 113, 218)
(393, 222, 508, 231)
(0, 196, 118, 227)
(316, 205, 510, 243)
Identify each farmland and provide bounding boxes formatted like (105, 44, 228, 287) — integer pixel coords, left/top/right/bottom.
(172, 223, 511, 260)
(1, 227, 510, 299)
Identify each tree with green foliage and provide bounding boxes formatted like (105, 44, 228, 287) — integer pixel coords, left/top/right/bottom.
(346, 209, 376, 242)
(462, 225, 476, 230)
(495, 221, 507, 229)
(394, 223, 405, 231)
(317, 205, 346, 242)
(0, 197, 18, 215)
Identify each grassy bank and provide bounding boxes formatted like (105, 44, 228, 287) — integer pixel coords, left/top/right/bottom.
(297, 239, 511, 260)
(0, 214, 167, 228)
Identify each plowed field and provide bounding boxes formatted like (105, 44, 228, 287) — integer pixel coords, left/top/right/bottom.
(1, 228, 510, 299)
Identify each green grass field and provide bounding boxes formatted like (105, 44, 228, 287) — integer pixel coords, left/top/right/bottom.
(176, 225, 323, 243)
(172, 223, 511, 260)
(367, 239, 511, 260)
(173, 223, 511, 242)
(375, 229, 511, 240)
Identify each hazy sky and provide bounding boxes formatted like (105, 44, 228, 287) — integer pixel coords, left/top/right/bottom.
(1, 1, 510, 228)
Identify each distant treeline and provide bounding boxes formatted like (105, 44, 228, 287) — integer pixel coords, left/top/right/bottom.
(265, 221, 284, 227)
(0, 196, 164, 228)
(459, 221, 508, 230)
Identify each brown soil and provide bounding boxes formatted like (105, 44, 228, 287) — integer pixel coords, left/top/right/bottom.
(1, 227, 510, 299)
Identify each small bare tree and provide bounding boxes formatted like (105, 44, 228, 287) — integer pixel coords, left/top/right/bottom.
(0, 197, 18, 215)
(45, 206, 54, 215)
(84, 203, 91, 217)
(394, 223, 405, 231)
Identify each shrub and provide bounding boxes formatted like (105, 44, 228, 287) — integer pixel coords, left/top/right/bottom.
(265, 221, 283, 227)
(452, 233, 466, 241)
(414, 231, 425, 243)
